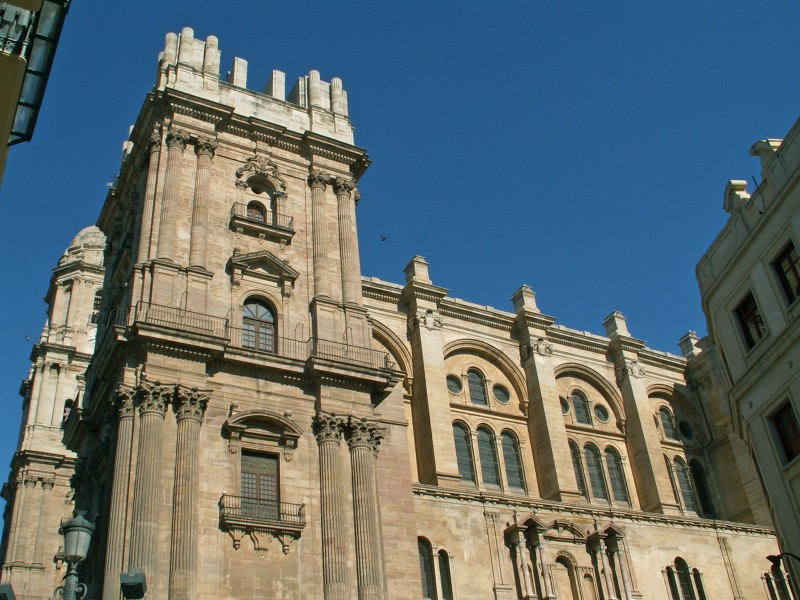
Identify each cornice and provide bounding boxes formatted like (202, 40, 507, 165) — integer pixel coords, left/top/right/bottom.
(546, 327, 610, 356)
(412, 484, 775, 536)
(303, 131, 370, 177)
(438, 299, 515, 333)
(637, 348, 687, 374)
(362, 278, 403, 305)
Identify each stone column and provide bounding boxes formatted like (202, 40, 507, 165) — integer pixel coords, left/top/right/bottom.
(169, 386, 209, 600)
(188, 140, 216, 268)
(535, 541, 555, 599)
(345, 417, 386, 600)
(333, 177, 363, 306)
(136, 131, 162, 262)
(127, 381, 172, 575)
(613, 546, 633, 600)
(597, 539, 619, 600)
(102, 385, 136, 600)
(511, 531, 536, 600)
(313, 412, 350, 600)
(156, 132, 188, 261)
(309, 173, 332, 299)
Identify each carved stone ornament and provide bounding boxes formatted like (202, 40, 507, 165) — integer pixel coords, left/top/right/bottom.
(312, 412, 345, 444)
(616, 359, 646, 382)
(195, 138, 217, 158)
(307, 171, 328, 190)
(533, 337, 553, 356)
(409, 308, 443, 334)
(165, 131, 189, 151)
(236, 154, 287, 191)
(174, 385, 210, 422)
(136, 380, 173, 415)
(332, 177, 356, 196)
(114, 384, 136, 419)
(344, 416, 385, 454)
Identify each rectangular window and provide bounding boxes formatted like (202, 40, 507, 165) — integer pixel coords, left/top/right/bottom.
(241, 451, 279, 520)
(770, 401, 800, 464)
(772, 241, 800, 305)
(733, 291, 767, 349)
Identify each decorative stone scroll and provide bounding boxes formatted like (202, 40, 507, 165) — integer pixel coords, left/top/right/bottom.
(174, 385, 210, 422)
(312, 411, 346, 444)
(408, 308, 443, 333)
(114, 384, 136, 419)
(307, 171, 328, 190)
(235, 154, 287, 192)
(344, 416, 385, 455)
(616, 359, 646, 383)
(137, 380, 173, 415)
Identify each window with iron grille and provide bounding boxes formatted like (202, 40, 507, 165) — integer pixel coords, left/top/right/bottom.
(241, 451, 279, 521)
(733, 291, 767, 350)
(772, 241, 800, 305)
(243, 298, 276, 352)
(770, 400, 800, 464)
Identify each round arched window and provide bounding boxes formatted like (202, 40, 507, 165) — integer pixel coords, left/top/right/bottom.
(246, 201, 267, 222)
(593, 404, 610, 423)
(242, 298, 275, 352)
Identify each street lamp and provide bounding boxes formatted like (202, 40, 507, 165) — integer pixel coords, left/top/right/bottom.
(56, 511, 94, 600)
(767, 554, 800, 600)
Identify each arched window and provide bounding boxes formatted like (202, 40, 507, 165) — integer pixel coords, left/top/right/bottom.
(660, 407, 678, 440)
(501, 431, 525, 492)
(605, 447, 629, 503)
(572, 391, 591, 425)
(584, 445, 608, 500)
(554, 556, 580, 600)
(453, 423, 475, 483)
(675, 558, 696, 600)
(242, 298, 276, 352)
(665, 455, 680, 503)
(477, 426, 500, 488)
(247, 201, 267, 222)
(90, 290, 102, 324)
(665, 567, 680, 600)
(674, 458, 696, 512)
(467, 369, 488, 406)
(689, 459, 715, 517)
(438, 550, 454, 600)
(570, 441, 587, 498)
(418, 538, 437, 600)
(692, 568, 706, 600)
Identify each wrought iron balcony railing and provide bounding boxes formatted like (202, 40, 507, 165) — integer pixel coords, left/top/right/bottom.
(230, 203, 294, 231)
(227, 327, 308, 361)
(310, 337, 395, 370)
(219, 494, 306, 528)
(129, 301, 228, 338)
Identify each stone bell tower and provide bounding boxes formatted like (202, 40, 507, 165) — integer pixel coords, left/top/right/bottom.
(52, 27, 411, 600)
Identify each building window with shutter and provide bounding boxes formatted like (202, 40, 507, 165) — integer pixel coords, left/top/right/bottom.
(770, 400, 800, 464)
(241, 451, 279, 521)
(772, 241, 800, 305)
(733, 291, 767, 350)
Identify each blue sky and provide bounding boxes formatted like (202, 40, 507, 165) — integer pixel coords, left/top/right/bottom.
(1, 2, 800, 476)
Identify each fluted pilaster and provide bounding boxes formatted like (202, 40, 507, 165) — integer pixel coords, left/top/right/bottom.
(156, 132, 188, 260)
(137, 131, 162, 262)
(102, 385, 136, 600)
(333, 177, 362, 306)
(313, 412, 350, 600)
(345, 417, 386, 600)
(309, 173, 332, 299)
(128, 380, 172, 575)
(597, 539, 619, 600)
(169, 386, 209, 600)
(188, 140, 216, 268)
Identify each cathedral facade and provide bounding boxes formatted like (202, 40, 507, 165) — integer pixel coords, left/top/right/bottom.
(0, 28, 789, 600)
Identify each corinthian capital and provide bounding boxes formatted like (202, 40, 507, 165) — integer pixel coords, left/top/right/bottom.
(312, 411, 345, 443)
(136, 380, 173, 415)
(307, 171, 328, 190)
(114, 384, 136, 419)
(166, 131, 188, 151)
(344, 416, 384, 454)
(332, 177, 356, 196)
(174, 385, 210, 422)
(195, 138, 217, 158)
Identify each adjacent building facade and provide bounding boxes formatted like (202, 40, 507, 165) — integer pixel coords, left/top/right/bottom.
(0, 28, 791, 600)
(697, 123, 800, 595)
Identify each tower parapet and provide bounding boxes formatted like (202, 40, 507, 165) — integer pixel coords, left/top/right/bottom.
(156, 27, 353, 144)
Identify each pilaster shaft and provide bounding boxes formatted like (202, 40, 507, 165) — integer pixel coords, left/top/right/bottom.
(103, 385, 136, 600)
(128, 381, 171, 576)
(156, 132, 187, 260)
(536, 542, 554, 598)
(346, 417, 386, 600)
(188, 141, 215, 268)
(309, 173, 332, 299)
(169, 386, 209, 600)
(313, 413, 350, 600)
(615, 547, 633, 600)
(598, 541, 619, 600)
(137, 132, 162, 262)
(333, 178, 362, 306)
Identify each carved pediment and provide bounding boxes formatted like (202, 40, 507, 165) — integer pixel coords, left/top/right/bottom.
(228, 251, 299, 295)
(223, 409, 303, 459)
(235, 154, 287, 193)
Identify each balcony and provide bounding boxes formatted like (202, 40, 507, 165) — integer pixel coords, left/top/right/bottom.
(310, 337, 395, 370)
(128, 301, 228, 339)
(219, 494, 305, 554)
(227, 327, 308, 361)
(230, 202, 294, 244)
